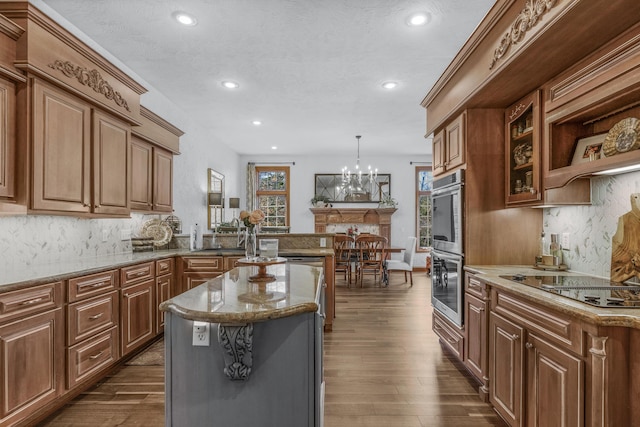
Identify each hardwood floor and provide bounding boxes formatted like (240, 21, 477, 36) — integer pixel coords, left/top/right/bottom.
(39, 272, 506, 427)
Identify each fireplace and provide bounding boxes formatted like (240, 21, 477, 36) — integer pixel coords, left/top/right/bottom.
(309, 208, 397, 243)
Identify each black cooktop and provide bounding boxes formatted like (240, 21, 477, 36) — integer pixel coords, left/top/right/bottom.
(499, 274, 640, 308)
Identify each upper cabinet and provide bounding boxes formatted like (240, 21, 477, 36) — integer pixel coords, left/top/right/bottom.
(130, 107, 182, 214)
(432, 112, 465, 177)
(543, 22, 640, 189)
(32, 80, 130, 216)
(0, 2, 182, 217)
(505, 91, 541, 206)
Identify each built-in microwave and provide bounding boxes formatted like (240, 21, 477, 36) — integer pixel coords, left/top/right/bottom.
(431, 170, 463, 255)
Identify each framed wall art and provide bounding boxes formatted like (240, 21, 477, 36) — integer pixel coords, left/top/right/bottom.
(571, 133, 606, 165)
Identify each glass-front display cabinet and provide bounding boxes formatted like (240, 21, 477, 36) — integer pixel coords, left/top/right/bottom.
(505, 91, 541, 207)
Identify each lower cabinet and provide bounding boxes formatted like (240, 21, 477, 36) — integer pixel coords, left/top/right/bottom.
(120, 278, 155, 356)
(177, 256, 224, 294)
(155, 258, 174, 333)
(489, 290, 584, 427)
(0, 307, 64, 425)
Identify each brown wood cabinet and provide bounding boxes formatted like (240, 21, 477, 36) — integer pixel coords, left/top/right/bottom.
(0, 283, 64, 426)
(0, 78, 16, 200)
(130, 136, 173, 213)
(432, 112, 465, 177)
(120, 262, 155, 356)
(155, 258, 174, 333)
(464, 275, 489, 400)
(177, 256, 225, 294)
(31, 79, 130, 216)
(489, 289, 584, 427)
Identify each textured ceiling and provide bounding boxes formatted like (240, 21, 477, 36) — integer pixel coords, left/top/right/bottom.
(40, 0, 495, 157)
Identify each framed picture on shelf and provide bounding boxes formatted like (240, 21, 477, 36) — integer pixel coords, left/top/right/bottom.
(571, 133, 606, 165)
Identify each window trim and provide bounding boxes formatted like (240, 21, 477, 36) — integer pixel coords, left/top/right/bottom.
(255, 166, 290, 226)
(416, 166, 432, 253)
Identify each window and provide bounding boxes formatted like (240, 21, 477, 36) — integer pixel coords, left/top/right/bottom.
(416, 166, 433, 250)
(255, 166, 290, 226)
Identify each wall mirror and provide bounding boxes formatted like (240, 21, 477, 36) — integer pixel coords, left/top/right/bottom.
(314, 173, 391, 203)
(208, 169, 224, 230)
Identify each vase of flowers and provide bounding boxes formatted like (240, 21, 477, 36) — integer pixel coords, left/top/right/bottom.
(239, 209, 265, 259)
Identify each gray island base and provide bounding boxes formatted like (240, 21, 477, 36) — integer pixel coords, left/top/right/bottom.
(161, 263, 325, 427)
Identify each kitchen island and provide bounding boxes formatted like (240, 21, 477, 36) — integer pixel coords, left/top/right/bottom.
(160, 262, 325, 427)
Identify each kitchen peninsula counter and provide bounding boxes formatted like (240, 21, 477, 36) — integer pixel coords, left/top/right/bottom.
(161, 263, 325, 427)
(465, 265, 640, 329)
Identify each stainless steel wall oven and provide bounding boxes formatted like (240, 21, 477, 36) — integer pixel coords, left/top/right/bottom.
(430, 170, 464, 326)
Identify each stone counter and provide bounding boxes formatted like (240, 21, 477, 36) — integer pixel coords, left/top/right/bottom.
(0, 248, 334, 291)
(466, 265, 640, 329)
(160, 263, 323, 323)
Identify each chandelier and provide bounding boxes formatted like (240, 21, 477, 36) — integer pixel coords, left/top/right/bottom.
(340, 135, 378, 201)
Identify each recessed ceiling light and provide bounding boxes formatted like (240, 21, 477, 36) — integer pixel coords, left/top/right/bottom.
(172, 11, 197, 26)
(221, 81, 239, 89)
(271, 146, 277, 150)
(406, 12, 431, 26)
(252, 120, 262, 126)
(382, 81, 398, 89)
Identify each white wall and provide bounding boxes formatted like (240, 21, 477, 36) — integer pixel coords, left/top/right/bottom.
(544, 170, 640, 278)
(238, 153, 431, 265)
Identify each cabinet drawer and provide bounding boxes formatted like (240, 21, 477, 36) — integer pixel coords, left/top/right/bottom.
(67, 291, 118, 346)
(466, 275, 486, 299)
(224, 256, 244, 271)
(181, 256, 224, 272)
(156, 258, 174, 276)
(492, 289, 582, 354)
(432, 311, 464, 360)
(67, 327, 118, 389)
(121, 262, 155, 287)
(68, 270, 117, 302)
(0, 282, 62, 323)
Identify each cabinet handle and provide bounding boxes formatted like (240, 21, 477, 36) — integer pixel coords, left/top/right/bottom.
(95, 204, 101, 208)
(89, 351, 104, 360)
(123, 293, 130, 297)
(89, 313, 104, 320)
(479, 307, 485, 312)
(80, 281, 108, 289)
(20, 297, 44, 306)
(525, 342, 534, 349)
(512, 334, 520, 341)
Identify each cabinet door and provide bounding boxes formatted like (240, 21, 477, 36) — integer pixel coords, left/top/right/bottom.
(525, 333, 583, 427)
(505, 91, 542, 207)
(120, 279, 155, 356)
(0, 308, 64, 424)
(432, 129, 446, 176)
(32, 80, 91, 213)
(153, 147, 173, 212)
(130, 136, 153, 211)
(183, 273, 221, 292)
(490, 312, 524, 427)
(93, 110, 130, 216)
(445, 113, 465, 170)
(464, 292, 487, 383)
(156, 273, 172, 333)
(0, 78, 16, 199)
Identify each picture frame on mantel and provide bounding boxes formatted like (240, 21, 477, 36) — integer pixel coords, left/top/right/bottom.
(314, 173, 391, 203)
(571, 133, 606, 165)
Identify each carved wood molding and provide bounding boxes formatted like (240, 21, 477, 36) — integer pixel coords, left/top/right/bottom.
(489, 0, 557, 70)
(218, 323, 253, 381)
(47, 60, 131, 111)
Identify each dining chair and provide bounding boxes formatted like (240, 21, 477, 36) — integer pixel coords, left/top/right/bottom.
(354, 234, 387, 286)
(384, 236, 417, 286)
(334, 234, 354, 286)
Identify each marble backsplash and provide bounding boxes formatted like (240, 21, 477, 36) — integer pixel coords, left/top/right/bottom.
(544, 170, 640, 278)
(0, 213, 162, 268)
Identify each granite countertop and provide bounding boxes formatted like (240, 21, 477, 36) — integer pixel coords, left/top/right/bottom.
(466, 265, 640, 329)
(160, 263, 322, 323)
(0, 248, 334, 292)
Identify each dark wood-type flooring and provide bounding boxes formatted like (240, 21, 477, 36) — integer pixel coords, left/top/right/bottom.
(39, 271, 506, 426)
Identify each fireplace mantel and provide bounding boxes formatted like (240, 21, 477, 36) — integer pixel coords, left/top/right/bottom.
(309, 207, 397, 243)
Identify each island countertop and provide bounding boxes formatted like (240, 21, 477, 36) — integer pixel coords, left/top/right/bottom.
(465, 265, 640, 329)
(160, 263, 323, 323)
